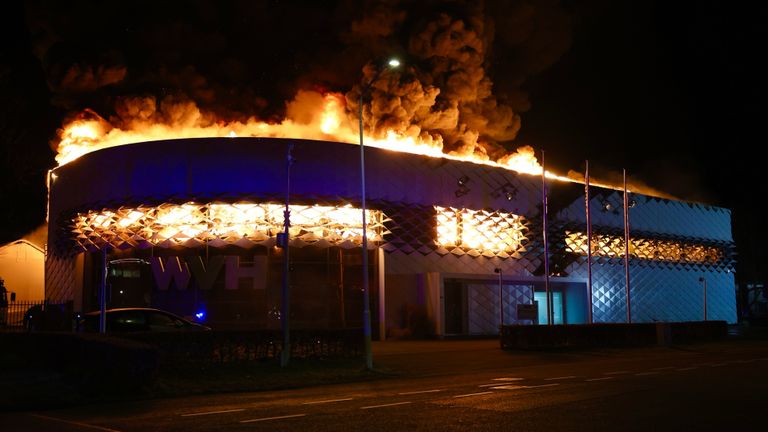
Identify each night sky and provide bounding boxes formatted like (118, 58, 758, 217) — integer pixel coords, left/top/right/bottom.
(1, 0, 765, 284)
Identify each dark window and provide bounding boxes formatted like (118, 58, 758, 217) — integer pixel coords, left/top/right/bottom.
(146, 311, 183, 330)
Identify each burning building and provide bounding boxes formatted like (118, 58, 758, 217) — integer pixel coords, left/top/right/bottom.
(45, 137, 736, 336)
(27, 0, 738, 336)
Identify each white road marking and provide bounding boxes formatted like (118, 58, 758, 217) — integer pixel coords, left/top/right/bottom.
(525, 383, 560, 389)
(240, 414, 307, 423)
(398, 389, 444, 395)
(181, 408, 245, 417)
(360, 401, 412, 409)
(453, 391, 494, 398)
(676, 367, 697, 371)
(490, 385, 529, 390)
(27, 415, 123, 432)
(302, 398, 354, 405)
(635, 372, 659, 376)
(652, 366, 675, 370)
(492, 377, 525, 381)
(604, 370, 630, 375)
(709, 363, 727, 367)
(544, 376, 577, 381)
(488, 383, 561, 390)
(585, 377, 614, 382)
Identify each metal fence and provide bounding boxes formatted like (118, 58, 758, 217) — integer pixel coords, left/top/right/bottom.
(121, 328, 364, 365)
(0, 301, 46, 331)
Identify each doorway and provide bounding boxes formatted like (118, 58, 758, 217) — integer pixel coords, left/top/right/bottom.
(443, 278, 589, 335)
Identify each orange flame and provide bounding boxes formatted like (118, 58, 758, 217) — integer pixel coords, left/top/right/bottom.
(54, 91, 568, 182)
(320, 94, 343, 134)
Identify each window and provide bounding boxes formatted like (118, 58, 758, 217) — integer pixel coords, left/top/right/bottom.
(435, 206, 525, 256)
(146, 311, 182, 330)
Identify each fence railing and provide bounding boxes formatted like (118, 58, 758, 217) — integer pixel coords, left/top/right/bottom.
(121, 328, 364, 365)
(0, 301, 49, 331)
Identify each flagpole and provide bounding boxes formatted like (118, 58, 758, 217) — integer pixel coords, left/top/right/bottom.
(623, 168, 632, 324)
(280, 143, 294, 367)
(542, 150, 551, 325)
(585, 161, 593, 324)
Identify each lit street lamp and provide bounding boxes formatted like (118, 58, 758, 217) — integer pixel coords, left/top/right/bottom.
(280, 143, 295, 368)
(359, 58, 400, 370)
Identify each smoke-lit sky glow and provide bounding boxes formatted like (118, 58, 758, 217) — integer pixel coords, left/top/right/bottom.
(0, 0, 765, 282)
(43, 0, 572, 176)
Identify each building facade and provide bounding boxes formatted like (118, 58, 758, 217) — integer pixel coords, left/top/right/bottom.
(1, 239, 45, 302)
(46, 138, 737, 337)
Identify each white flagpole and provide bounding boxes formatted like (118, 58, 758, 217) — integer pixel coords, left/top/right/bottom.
(623, 169, 632, 324)
(542, 151, 551, 325)
(585, 161, 593, 324)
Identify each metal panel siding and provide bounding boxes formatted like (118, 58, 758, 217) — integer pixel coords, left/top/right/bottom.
(385, 249, 537, 277)
(557, 192, 733, 242)
(466, 284, 534, 334)
(565, 258, 737, 324)
(468, 284, 498, 334)
(45, 252, 76, 303)
(47, 138, 737, 325)
(588, 263, 627, 323)
(49, 139, 543, 223)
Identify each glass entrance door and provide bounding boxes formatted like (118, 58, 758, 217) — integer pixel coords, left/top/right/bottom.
(534, 291, 563, 325)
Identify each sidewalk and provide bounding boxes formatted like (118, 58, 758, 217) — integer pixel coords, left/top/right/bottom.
(372, 338, 600, 375)
(371, 336, 768, 377)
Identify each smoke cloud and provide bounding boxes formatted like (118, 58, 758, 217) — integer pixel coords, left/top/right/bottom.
(346, 1, 572, 159)
(25, 0, 572, 160)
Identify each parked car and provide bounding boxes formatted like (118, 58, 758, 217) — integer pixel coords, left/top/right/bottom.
(77, 308, 211, 333)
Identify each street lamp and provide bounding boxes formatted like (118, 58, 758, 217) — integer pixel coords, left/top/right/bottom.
(280, 143, 295, 368)
(494, 268, 504, 329)
(359, 58, 400, 370)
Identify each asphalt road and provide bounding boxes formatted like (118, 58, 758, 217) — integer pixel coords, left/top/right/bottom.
(3, 340, 768, 431)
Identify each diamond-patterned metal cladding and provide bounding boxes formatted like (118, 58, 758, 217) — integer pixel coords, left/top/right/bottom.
(563, 259, 737, 323)
(556, 189, 734, 242)
(541, 180, 737, 323)
(45, 253, 76, 305)
(434, 206, 528, 259)
(46, 138, 738, 324)
(377, 204, 533, 260)
(70, 202, 388, 252)
(544, 180, 735, 274)
(468, 283, 536, 334)
(564, 231, 724, 265)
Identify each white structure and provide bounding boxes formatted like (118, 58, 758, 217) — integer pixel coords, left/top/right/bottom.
(0, 239, 45, 301)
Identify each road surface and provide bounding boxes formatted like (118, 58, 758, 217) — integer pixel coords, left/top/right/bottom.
(2, 340, 767, 431)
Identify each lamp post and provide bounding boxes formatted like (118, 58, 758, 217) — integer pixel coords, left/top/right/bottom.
(494, 268, 504, 328)
(280, 143, 295, 368)
(100, 248, 107, 334)
(359, 58, 400, 370)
